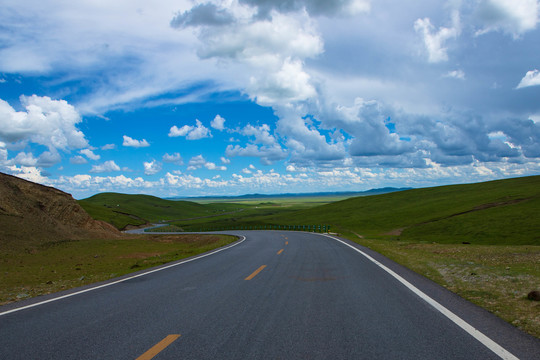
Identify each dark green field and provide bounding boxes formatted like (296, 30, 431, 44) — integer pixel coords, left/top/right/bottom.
(79, 192, 246, 230)
(266, 175, 540, 245)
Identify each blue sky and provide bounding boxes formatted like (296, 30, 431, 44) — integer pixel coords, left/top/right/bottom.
(1, 0, 539, 199)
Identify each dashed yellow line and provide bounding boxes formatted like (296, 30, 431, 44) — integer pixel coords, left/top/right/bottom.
(277, 249, 284, 255)
(245, 265, 267, 280)
(285, 241, 288, 245)
(136, 334, 180, 360)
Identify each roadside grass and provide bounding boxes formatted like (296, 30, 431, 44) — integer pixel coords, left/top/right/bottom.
(0, 234, 236, 306)
(348, 235, 540, 338)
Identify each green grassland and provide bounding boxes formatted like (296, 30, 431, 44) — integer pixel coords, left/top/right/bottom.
(79, 192, 247, 230)
(266, 175, 540, 245)
(0, 234, 237, 306)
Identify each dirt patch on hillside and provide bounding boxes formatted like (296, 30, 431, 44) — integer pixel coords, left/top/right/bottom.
(0, 172, 120, 250)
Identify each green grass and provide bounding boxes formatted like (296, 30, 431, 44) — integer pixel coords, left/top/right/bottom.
(265, 175, 540, 245)
(0, 234, 237, 305)
(78, 193, 246, 230)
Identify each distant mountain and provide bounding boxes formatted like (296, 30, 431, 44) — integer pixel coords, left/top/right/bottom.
(166, 187, 412, 201)
(0, 172, 120, 249)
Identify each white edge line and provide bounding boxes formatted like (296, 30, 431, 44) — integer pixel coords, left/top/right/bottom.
(320, 234, 519, 360)
(0, 235, 246, 317)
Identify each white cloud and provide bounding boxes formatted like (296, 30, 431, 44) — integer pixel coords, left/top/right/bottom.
(101, 143, 115, 150)
(220, 156, 231, 164)
(143, 160, 162, 175)
(123, 135, 150, 148)
(90, 160, 121, 173)
(9, 150, 61, 168)
(516, 69, 540, 89)
(3, 165, 50, 185)
(187, 154, 224, 170)
(12, 152, 38, 167)
(0, 95, 88, 159)
(248, 57, 317, 105)
(80, 148, 100, 160)
(414, 11, 461, 63)
(70, 155, 87, 164)
(226, 143, 288, 165)
(163, 152, 184, 165)
(444, 70, 466, 80)
(204, 162, 227, 171)
(169, 119, 212, 140)
(178, 7, 323, 107)
(210, 114, 226, 130)
(241, 123, 277, 145)
(286, 164, 296, 172)
(476, 0, 539, 37)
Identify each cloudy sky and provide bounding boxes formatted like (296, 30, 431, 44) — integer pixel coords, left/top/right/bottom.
(1, 0, 539, 199)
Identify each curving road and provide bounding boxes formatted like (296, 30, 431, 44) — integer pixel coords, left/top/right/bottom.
(1, 231, 538, 359)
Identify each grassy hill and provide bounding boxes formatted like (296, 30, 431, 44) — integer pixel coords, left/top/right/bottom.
(267, 175, 540, 245)
(79, 193, 245, 230)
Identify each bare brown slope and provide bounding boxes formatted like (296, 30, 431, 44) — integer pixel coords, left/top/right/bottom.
(0, 172, 120, 250)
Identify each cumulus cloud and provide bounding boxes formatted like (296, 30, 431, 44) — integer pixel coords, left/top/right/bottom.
(276, 108, 346, 163)
(226, 143, 288, 165)
(328, 98, 413, 157)
(80, 148, 100, 160)
(163, 152, 184, 165)
(70, 155, 87, 164)
(101, 144, 115, 150)
(220, 156, 231, 164)
(414, 11, 461, 63)
(176, 7, 323, 107)
(0, 95, 88, 167)
(143, 160, 162, 175)
(249, 57, 317, 105)
(516, 69, 540, 89)
(475, 0, 539, 37)
(123, 135, 150, 148)
(211, 114, 226, 130)
(90, 160, 121, 173)
(444, 70, 466, 80)
(169, 119, 212, 140)
(187, 154, 225, 170)
(241, 124, 278, 145)
(3, 165, 51, 185)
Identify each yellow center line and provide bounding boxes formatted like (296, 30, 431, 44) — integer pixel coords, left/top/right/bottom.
(285, 241, 288, 245)
(277, 249, 284, 255)
(245, 265, 267, 280)
(136, 334, 181, 360)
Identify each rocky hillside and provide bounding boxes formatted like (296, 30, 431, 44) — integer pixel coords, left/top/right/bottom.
(0, 172, 120, 250)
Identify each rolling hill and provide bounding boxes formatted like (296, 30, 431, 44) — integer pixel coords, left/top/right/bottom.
(267, 175, 540, 245)
(0, 172, 120, 250)
(78, 192, 245, 230)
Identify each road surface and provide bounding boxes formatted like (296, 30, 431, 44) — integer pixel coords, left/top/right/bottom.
(1, 231, 538, 359)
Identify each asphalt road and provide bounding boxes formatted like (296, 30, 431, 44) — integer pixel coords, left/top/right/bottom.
(1, 231, 538, 359)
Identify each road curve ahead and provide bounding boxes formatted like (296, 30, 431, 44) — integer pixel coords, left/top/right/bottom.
(1, 231, 538, 359)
